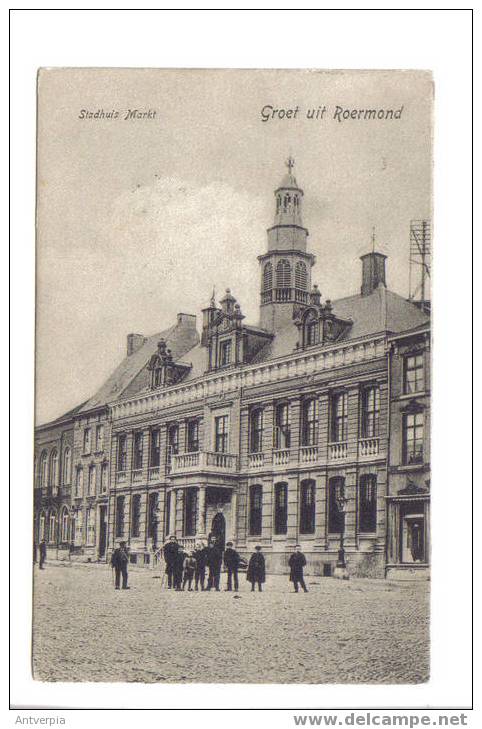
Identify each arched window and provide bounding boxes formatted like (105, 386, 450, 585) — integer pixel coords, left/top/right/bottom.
(61, 507, 70, 542)
(263, 262, 273, 291)
(48, 510, 57, 543)
(304, 311, 319, 347)
(300, 479, 316, 534)
(249, 409, 264, 454)
(49, 450, 59, 494)
(39, 451, 48, 489)
(62, 447, 72, 485)
(328, 477, 345, 534)
(276, 259, 291, 288)
(295, 261, 308, 290)
(359, 474, 377, 533)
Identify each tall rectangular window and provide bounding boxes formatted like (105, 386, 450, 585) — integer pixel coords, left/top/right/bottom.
(133, 432, 144, 470)
(117, 434, 127, 472)
(274, 402, 291, 449)
(215, 415, 229, 453)
(75, 510, 83, 545)
(301, 399, 318, 446)
(148, 492, 159, 541)
(83, 427, 91, 454)
(249, 409, 264, 453)
(300, 480, 316, 534)
(88, 465, 96, 496)
(359, 475, 377, 532)
(331, 392, 348, 442)
(131, 494, 141, 538)
(115, 495, 125, 538)
(184, 488, 197, 537)
(328, 477, 345, 534)
(274, 483, 288, 535)
(220, 339, 232, 366)
(403, 412, 424, 464)
(186, 420, 200, 453)
(75, 467, 83, 498)
(86, 507, 95, 545)
(404, 354, 424, 394)
(150, 429, 161, 467)
(100, 463, 108, 493)
(168, 424, 179, 455)
(95, 424, 104, 452)
(361, 386, 380, 438)
(249, 484, 263, 536)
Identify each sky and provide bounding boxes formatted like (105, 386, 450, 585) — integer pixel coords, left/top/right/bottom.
(36, 68, 432, 424)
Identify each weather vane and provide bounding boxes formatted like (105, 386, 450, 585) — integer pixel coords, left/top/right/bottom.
(286, 155, 295, 173)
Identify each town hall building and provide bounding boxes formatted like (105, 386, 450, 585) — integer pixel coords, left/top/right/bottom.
(34, 160, 431, 579)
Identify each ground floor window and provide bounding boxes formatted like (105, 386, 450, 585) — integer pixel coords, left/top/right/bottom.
(163, 491, 171, 538)
(61, 508, 70, 542)
(75, 511, 83, 545)
(39, 512, 46, 542)
(131, 494, 141, 538)
(359, 474, 377, 532)
(184, 488, 197, 537)
(274, 482, 288, 535)
(48, 511, 57, 543)
(249, 484, 262, 536)
(148, 492, 159, 543)
(86, 507, 95, 545)
(400, 503, 426, 563)
(328, 477, 345, 534)
(115, 496, 125, 538)
(300, 479, 315, 534)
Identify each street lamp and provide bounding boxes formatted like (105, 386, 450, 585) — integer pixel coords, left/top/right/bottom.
(335, 488, 349, 571)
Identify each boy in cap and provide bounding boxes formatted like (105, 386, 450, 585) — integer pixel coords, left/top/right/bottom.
(182, 551, 197, 591)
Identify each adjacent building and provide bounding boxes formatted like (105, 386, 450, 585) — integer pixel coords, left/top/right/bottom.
(34, 161, 431, 578)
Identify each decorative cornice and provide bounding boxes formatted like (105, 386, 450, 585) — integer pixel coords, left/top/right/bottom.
(110, 334, 387, 421)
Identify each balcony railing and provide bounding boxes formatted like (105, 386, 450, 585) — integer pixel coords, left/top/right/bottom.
(148, 466, 161, 482)
(329, 442, 348, 460)
(248, 453, 264, 469)
(358, 437, 380, 458)
(299, 445, 319, 463)
(116, 470, 127, 483)
(273, 448, 290, 466)
(170, 451, 238, 475)
(132, 468, 143, 482)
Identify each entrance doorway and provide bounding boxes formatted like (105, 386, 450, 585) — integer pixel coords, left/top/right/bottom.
(98, 505, 107, 558)
(401, 514, 425, 563)
(210, 512, 226, 550)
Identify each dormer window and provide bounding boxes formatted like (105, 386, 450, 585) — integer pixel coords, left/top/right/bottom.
(220, 339, 232, 366)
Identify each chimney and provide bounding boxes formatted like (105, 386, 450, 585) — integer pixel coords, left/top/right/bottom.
(127, 333, 147, 357)
(360, 252, 387, 296)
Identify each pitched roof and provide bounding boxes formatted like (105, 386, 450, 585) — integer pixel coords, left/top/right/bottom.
(79, 322, 199, 412)
(36, 400, 88, 430)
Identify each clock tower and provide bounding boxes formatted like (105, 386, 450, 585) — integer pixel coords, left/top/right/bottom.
(258, 157, 316, 332)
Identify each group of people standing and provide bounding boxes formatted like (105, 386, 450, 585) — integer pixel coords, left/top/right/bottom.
(161, 535, 309, 593)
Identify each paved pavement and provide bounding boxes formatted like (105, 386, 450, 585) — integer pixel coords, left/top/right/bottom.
(32, 561, 430, 684)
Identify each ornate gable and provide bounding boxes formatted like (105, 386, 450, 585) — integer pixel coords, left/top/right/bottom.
(147, 338, 191, 389)
(294, 286, 352, 349)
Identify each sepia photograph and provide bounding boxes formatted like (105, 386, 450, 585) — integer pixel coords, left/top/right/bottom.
(31, 68, 434, 686)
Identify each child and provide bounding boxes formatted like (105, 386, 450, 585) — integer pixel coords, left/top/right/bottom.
(182, 551, 197, 591)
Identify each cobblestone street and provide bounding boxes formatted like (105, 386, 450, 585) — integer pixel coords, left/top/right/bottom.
(32, 562, 429, 684)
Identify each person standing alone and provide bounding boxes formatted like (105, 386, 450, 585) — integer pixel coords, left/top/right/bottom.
(288, 544, 308, 593)
(246, 545, 265, 592)
(223, 541, 241, 592)
(111, 541, 129, 589)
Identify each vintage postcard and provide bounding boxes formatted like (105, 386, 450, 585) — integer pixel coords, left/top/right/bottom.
(33, 68, 432, 684)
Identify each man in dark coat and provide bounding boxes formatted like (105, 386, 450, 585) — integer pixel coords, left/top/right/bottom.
(110, 541, 129, 589)
(206, 537, 223, 591)
(163, 535, 179, 589)
(38, 540, 47, 570)
(173, 547, 186, 591)
(246, 545, 266, 592)
(223, 541, 241, 592)
(193, 541, 208, 591)
(288, 544, 308, 593)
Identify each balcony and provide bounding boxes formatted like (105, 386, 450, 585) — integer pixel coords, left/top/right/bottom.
(358, 437, 380, 458)
(299, 445, 319, 464)
(273, 448, 290, 467)
(328, 442, 348, 461)
(170, 451, 238, 475)
(248, 453, 264, 470)
(132, 468, 143, 482)
(116, 470, 127, 483)
(148, 466, 161, 482)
